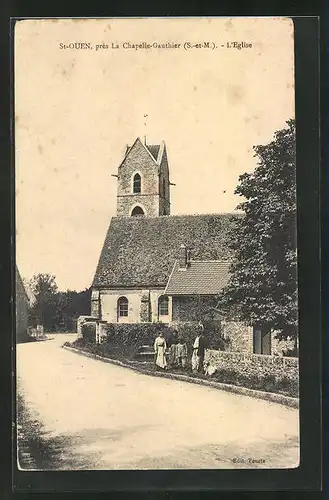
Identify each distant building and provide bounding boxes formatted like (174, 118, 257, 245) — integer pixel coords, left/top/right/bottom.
(16, 266, 30, 342)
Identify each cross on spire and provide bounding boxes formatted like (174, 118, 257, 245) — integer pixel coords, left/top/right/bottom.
(143, 113, 148, 144)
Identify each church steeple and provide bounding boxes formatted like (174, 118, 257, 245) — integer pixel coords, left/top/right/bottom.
(116, 137, 171, 217)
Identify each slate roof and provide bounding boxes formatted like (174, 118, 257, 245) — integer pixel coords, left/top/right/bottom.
(146, 145, 160, 161)
(92, 213, 238, 288)
(164, 260, 231, 295)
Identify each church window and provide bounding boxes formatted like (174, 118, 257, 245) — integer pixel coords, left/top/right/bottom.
(158, 295, 169, 316)
(133, 173, 141, 193)
(131, 206, 145, 216)
(118, 296, 128, 317)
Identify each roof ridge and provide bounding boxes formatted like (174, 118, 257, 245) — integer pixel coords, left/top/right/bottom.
(164, 260, 177, 294)
(112, 212, 237, 220)
(157, 141, 165, 165)
(117, 137, 159, 169)
(189, 259, 231, 263)
(137, 137, 159, 165)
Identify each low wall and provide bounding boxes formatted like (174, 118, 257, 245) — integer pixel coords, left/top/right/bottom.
(205, 349, 298, 377)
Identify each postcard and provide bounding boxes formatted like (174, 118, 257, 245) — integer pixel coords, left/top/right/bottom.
(15, 17, 299, 473)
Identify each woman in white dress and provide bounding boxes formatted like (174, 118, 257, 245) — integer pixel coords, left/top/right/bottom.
(154, 332, 167, 369)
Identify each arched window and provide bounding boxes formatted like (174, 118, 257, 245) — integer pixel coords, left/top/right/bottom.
(117, 296, 128, 318)
(133, 173, 141, 193)
(158, 295, 169, 317)
(131, 206, 145, 216)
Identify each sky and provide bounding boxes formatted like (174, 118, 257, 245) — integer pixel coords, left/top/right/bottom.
(15, 17, 295, 291)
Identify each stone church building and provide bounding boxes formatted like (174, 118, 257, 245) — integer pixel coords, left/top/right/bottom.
(91, 137, 283, 355)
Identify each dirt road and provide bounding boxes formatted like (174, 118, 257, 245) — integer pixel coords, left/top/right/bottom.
(16, 334, 299, 470)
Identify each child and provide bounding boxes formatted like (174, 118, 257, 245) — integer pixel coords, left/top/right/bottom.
(176, 337, 188, 369)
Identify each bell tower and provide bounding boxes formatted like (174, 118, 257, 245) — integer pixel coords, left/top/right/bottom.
(115, 137, 171, 217)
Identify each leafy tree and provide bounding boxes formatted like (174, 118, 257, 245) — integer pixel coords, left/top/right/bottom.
(54, 288, 91, 331)
(220, 119, 297, 341)
(29, 273, 58, 329)
(29, 273, 91, 332)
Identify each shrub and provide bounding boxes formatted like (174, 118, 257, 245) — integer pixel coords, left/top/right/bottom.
(102, 323, 173, 360)
(100, 322, 227, 362)
(81, 322, 96, 343)
(71, 336, 89, 348)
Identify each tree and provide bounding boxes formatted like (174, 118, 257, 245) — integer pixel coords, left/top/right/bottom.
(220, 119, 297, 341)
(54, 288, 91, 331)
(29, 273, 58, 329)
(28, 273, 91, 331)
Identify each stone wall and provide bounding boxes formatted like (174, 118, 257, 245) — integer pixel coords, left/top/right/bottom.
(91, 289, 100, 318)
(117, 139, 162, 217)
(159, 147, 170, 215)
(171, 296, 222, 323)
(171, 296, 199, 322)
(116, 194, 160, 217)
(222, 320, 253, 353)
(205, 349, 299, 379)
(99, 288, 171, 324)
(272, 334, 297, 356)
(172, 298, 252, 352)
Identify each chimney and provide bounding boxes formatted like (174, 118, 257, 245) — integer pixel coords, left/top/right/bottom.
(144, 135, 147, 145)
(178, 244, 188, 269)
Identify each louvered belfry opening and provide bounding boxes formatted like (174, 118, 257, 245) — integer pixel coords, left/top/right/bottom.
(133, 173, 141, 193)
(131, 206, 145, 216)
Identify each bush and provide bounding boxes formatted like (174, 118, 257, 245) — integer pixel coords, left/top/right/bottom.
(99, 322, 228, 363)
(70, 337, 87, 348)
(79, 320, 228, 360)
(81, 323, 96, 343)
(102, 323, 172, 360)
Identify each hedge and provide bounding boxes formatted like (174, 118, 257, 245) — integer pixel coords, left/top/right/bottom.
(81, 322, 96, 343)
(102, 323, 170, 360)
(100, 322, 228, 360)
(77, 321, 227, 361)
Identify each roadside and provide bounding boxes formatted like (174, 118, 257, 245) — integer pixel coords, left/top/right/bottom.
(63, 343, 299, 409)
(16, 334, 299, 470)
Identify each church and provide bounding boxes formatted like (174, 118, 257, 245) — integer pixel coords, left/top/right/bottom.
(91, 136, 274, 355)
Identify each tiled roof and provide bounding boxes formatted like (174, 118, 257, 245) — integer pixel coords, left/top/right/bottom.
(165, 260, 231, 295)
(146, 145, 160, 161)
(92, 214, 238, 288)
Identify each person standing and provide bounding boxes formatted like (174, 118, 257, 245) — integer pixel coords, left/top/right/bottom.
(176, 337, 188, 369)
(192, 326, 207, 373)
(168, 329, 179, 368)
(154, 332, 167, 370)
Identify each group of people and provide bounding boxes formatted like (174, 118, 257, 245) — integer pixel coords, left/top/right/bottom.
(153, 327, 207, 373)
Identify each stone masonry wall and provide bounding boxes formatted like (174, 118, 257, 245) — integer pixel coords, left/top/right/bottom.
(205, 349, 299, 380)
(117, 194, 160, 217)
(222, 320, 253, 353)
(171, 296, 199, 322)
(99, 288, 171, 324)
(117, 139, 161, 217)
